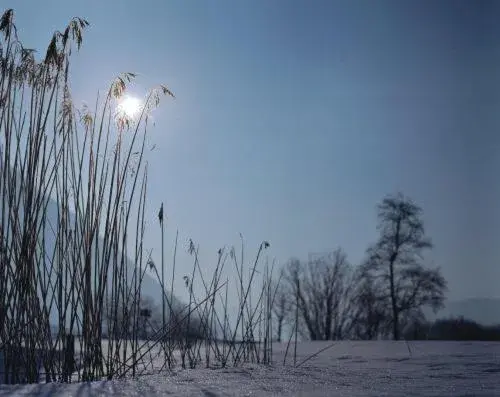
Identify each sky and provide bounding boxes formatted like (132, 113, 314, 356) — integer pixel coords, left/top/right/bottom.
(5, 0, 500, 302)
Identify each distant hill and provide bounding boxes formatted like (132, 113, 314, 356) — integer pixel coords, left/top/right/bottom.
(425, 298, 500, 326)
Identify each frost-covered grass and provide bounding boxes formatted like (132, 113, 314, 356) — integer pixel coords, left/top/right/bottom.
(0, 9, 276, 384)
(0, 341, 497, 396)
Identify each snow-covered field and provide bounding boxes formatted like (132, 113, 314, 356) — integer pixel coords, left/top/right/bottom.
(0, 341, 497, 396)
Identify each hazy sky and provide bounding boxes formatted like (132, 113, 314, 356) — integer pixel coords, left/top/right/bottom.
(8, 0, 500, 301)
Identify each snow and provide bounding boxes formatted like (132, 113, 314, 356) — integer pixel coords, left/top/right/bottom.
(0, 341, 497, 396)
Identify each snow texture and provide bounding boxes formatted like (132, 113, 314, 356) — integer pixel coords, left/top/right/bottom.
(0, 341, 497, 396)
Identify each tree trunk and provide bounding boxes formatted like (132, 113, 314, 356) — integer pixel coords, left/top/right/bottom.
(277, 316, 283, 342)
(390, 267, 399, 340)
(390, 218, 401, 340)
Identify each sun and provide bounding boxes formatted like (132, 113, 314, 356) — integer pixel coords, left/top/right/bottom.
(117, 95, 142, 119)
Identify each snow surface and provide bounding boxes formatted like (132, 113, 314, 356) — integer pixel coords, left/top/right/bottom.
(0, 341, 498, 396)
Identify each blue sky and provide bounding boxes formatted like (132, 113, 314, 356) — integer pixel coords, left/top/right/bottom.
(8, 0, 500, 301)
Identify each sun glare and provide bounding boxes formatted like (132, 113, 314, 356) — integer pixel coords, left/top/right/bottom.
(117, 95, 142, 119)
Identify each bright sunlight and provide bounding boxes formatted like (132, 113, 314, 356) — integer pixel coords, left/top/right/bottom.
(117, 95, 142, 119)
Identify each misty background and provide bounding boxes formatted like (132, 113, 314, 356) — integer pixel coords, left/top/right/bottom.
(6, 0, 500, 321)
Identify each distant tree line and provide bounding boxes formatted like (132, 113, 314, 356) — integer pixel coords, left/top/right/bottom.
(272, 193, 449, 341)
(404, 317, 500, 341)
(104, 192, 494, 343)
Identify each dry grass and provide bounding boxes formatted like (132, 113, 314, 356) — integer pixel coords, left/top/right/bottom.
(0, 9, 280, 385)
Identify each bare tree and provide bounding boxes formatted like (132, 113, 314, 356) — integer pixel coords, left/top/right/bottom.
(362, 193, 447, 340)
(282, 249, 355, 341)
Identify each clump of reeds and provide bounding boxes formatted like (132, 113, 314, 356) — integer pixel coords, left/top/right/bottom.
(163, 238, 277, 370)
(0, 8, 174, 383)
(140, 234, 278, 373)
(0, 8, 280, 385)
